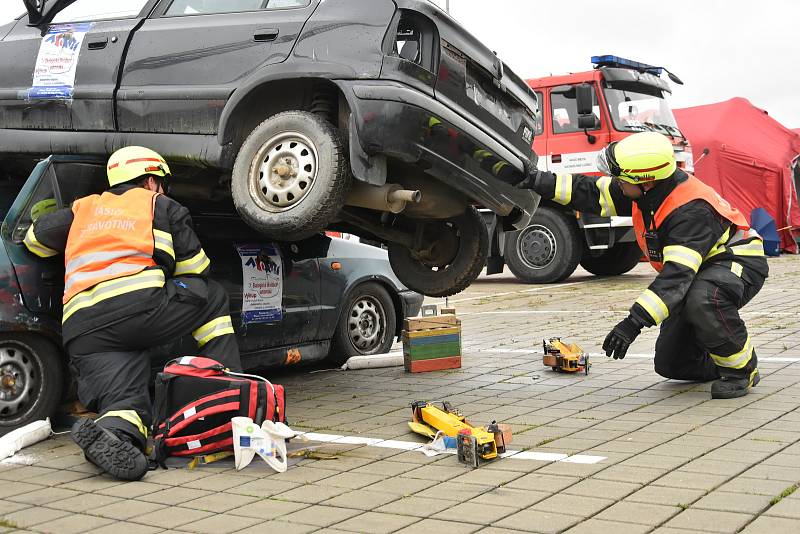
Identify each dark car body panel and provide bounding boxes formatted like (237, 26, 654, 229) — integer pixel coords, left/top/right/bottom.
(0, 156, 422, 371)
(0, 0, 540, 221)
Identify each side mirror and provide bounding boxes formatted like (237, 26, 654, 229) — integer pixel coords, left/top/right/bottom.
(578, 115, 598, 130)
(575, 84, 594, 116)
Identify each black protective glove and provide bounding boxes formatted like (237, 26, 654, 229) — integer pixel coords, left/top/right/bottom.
(602, 315, 643, 360)
(515, 160, 541, 190)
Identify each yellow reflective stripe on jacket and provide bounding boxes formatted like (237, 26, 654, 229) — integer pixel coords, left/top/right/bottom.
(596, 177, 617, 217)
(174, 249, 210, 276)
(98, 409, 148, 438)
(663, 245, 703, 272)
(64, 262, 150, 295)
(428, 117, 442, 128)
(731, 262, 743, 277)
(23, 226, 59, 258)
(710, 337, 753, 369)
(473, 149, 492, 162)
(704, 227, 731, 260)
(635, 289, 669, 325)
(553, 174, 572, 205)
(63, 270, 165, 323)
(193, 316, 235, 348)
(153, 229, 175, 259)
(492, 161, 509, 175)
(730, 240, 765, 257)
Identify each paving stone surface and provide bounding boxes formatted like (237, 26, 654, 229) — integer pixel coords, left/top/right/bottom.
(3, 258, 800, 533)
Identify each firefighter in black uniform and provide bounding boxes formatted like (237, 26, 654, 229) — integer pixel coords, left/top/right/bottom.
(24, 146, 242, 480)
(519, 132, 768, 399)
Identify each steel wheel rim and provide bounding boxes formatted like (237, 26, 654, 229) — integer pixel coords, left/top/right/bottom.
(250, 131, 318, 212)
(0, 343, 39, 419)
(347, 296, 386, 353)
(517, 224, 557, 270)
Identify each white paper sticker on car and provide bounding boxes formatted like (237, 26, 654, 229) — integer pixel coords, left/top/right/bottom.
(29, 23, 93, 100)
(236, 244, 283, 325)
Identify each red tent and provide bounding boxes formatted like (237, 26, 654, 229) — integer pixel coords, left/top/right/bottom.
(674, 98, 800, 252)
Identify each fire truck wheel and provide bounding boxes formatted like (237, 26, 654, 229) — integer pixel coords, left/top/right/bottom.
(0, 335, 64, 432)
(505, 206, 581, 284)
(580, 241, 643, 276)
(231, 111, 351, 241)
(388, 206, 488, 297)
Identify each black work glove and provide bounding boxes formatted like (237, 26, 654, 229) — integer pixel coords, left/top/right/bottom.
(515, 160, 541, 190)
(602, 315, 643, 360)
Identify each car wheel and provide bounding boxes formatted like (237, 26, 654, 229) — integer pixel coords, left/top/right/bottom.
(231, 111, 351, 241)
(330, 282, 397, 366)
(387, 206, 488, 298)
(0, 335, 63, 433)
(580, 241, 643, 276)
(505, 206, 582, 284)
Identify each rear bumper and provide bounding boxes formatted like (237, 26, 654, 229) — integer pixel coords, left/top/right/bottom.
(338, 80, 539, 229)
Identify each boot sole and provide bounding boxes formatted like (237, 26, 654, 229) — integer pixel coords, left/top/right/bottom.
(711, 371, 760, 400)
(71, 419, 148, 481)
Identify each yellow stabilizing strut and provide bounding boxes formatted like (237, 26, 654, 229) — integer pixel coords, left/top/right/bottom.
(410, 401, 498, 460)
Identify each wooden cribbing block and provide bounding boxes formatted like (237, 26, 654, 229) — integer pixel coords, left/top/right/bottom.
(402, 316, 461, 373)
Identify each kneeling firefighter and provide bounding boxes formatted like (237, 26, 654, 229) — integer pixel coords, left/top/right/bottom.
(518, 132, 768, 399)
(24, 146, 242, 480)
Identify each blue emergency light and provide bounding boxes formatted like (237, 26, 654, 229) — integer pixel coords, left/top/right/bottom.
(591, 55, 663, 76)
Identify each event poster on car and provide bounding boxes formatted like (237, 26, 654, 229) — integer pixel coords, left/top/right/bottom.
(237, 244, 283, 325)
(29, 23, 93, 100)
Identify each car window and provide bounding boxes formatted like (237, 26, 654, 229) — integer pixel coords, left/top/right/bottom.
(52, 163, 107, 207)
(165, 0, 309, 16)
(390, 10, 437, 73)
(51, 0, 150, 23)
(551, 85, 601, 134)
(12, 167, 57, 243)
(534, 91, 544, 136)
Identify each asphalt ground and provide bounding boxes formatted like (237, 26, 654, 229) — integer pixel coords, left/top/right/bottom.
(2, 256, 800, 534)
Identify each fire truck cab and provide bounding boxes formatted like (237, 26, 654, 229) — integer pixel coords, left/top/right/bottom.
(489, 56, 693, 283)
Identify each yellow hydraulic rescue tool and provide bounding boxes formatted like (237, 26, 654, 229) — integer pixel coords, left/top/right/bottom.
(409, 401, 498, 461)
(543, 338, 590, 374)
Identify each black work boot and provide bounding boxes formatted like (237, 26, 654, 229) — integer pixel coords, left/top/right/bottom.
(71, 418, 148, 481)
(711, 368, 760, 399)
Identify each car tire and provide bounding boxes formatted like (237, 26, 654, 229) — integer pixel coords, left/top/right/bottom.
(329, 282, 397, 366)
(580, 241, 643, 276)
(231, 111, 351, 241)
(388, 206, 488, 298)
(0, 335, 63, 433)
(505, 206, 581, 284)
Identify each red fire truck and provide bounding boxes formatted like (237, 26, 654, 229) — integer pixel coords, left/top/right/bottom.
(485, 56, 694, 283)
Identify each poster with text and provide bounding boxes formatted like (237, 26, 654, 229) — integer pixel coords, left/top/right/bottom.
(237, 244, 283, 324)
(30, 23, 93, 100)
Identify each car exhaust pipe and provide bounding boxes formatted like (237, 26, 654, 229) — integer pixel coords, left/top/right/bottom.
(345, 184, 422, 214)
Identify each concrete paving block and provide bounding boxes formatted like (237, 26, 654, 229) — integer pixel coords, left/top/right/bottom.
(399, 465, 468, 483)
(363, 476, 439, 496)
(322, 489, 400, 510)
(34, 513, 116, 534)
(172, 513, 261, 534)
(763, 494, 800, 519)
(315, 471, 386, 490)
(651, 470, 731, 491)
(449, 466, 525, 487)
(596, 501, 681, 525)
(393, 518, 480, 534)
(83, 521, 163, 534)
(692, 490, 773, 516)
(468, 487, 551, 509)
(95, 481, 168, 499)
(505, 473, 581, 493)
(563, 518, 652, 534)
(417, 481, 495, 502)
(227, 497, 308, 519)
(375, 495, 456, 517)
(351, 461, 419, 477)
(275, 484, 350, 504)
(128, 507, 214, 529)
(23, 469, 92, 487)
(592, 465, 667, 485)
(0, 466, 55, 482)
(740, 515, 800, 533)
(742, 463, 800, 482)
(2, 506, 70, 528)
(278, 505, 363, 527)
(716, 476, 796, 496)
(533, 494, 615, 518)
(562, 478, 642, 500)
(625, 485, 706, 507)
(7, 486, 81, 505)
(136, 486, 214, 506)
(91, 500, 167, 521)
(142, 468, 213, 486)
(223, 477, 302, 498)
(183, 492, 259, 513)
(433, 501, 518, 524)
(494, 508, 583, 534)
(334, 511, 420, 533)
(663, 509, 753, 533)
(47, 492, 123, 513)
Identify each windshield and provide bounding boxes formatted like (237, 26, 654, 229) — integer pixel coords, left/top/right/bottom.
(604, 86, 683, 138)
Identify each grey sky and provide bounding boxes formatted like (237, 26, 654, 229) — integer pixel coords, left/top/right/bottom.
(2, 0, 798, 127)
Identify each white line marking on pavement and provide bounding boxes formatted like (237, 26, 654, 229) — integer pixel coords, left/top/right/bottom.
(461, 348, 800, 363)
(431, 282, 584, 304)
(299, 433, 606, 464)
(458, 310, 798, 317)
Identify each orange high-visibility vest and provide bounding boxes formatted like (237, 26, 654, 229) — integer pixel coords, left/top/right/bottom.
(63, 188, 159, 303)
(632, 175, 750, 272)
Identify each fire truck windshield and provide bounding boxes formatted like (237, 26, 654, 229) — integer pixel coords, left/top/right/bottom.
(604, 87, 683, 138)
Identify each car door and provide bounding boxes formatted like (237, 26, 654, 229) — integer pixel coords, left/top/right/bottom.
(190, 215, 321, 353)
(51, 0, 157, 130)
(546, 84, 609, 174)
(116, 0, 316, 134)
(2, 157, 107, 317)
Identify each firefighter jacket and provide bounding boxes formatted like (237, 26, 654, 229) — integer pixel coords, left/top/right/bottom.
(23, 184, 212, 344)
(531, 169, 769, 328)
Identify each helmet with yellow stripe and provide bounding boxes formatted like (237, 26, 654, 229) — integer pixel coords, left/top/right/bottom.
(107, 146, 171, 187)
(596, 132, 677, 184)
